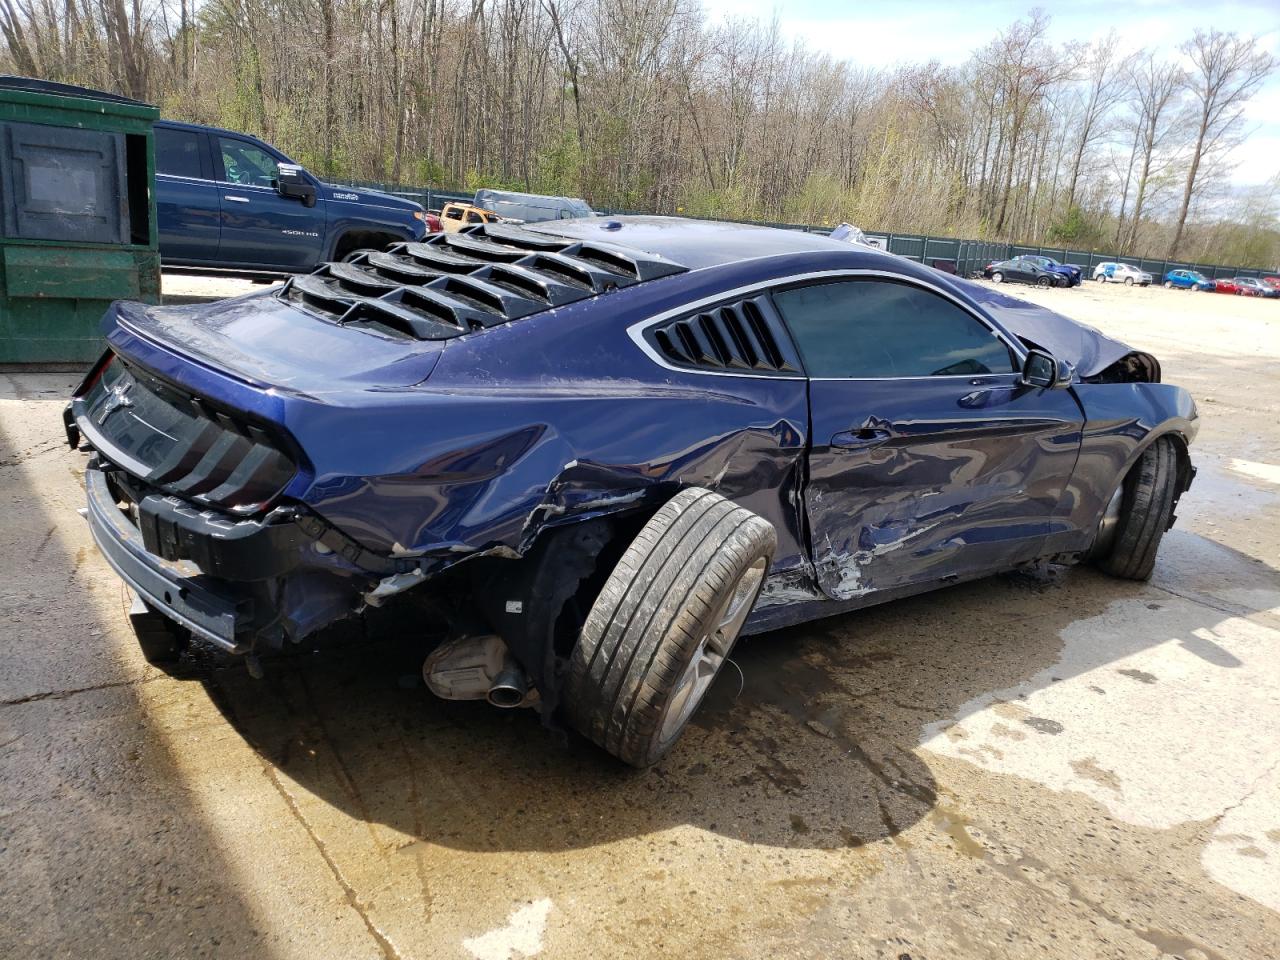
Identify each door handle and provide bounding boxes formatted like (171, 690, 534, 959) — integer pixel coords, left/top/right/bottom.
(223, 195, 249, 203)
(830, 428, 892, 450)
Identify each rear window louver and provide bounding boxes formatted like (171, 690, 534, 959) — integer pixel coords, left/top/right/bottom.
(277, 223, 687, 341)
(646, 297, 800, 376)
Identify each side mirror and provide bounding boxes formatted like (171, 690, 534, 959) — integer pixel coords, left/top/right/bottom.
(276, 163, 317, 208)
(1021, 349, 1073, 389)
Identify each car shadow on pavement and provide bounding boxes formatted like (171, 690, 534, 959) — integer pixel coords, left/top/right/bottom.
(195, 538, 1279, 856)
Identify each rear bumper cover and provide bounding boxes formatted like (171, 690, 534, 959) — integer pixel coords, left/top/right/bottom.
(85, 465, 256, 652)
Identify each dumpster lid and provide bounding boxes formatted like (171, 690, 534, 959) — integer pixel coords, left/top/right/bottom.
(0, 75, 152, 108)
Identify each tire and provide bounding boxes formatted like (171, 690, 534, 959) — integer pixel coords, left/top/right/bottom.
(1164, 281, 1172, 289)
(564, 488, 775, 767)
(991, 271, 1003, 283)
(1037, 275, 1051, 287)
(1096, 274, 1106, 282)
(1093, 438, 1180, 581)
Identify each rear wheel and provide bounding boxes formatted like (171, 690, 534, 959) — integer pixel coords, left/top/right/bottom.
(1124, 277, 1134, 286)
(564, 488, 775, 767)
(1091, 437, 1180, 581)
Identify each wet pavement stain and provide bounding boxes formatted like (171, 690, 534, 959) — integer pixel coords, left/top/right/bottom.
(1117, 668, 1158, 684)
(1021, 716, 1065, 735)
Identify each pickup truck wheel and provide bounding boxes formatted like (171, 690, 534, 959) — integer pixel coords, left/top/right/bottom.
(564, 487, 775, 767)
(1092, 437, 1179, 581)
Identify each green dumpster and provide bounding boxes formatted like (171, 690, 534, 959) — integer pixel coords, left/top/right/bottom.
(0, 76, 160, 363)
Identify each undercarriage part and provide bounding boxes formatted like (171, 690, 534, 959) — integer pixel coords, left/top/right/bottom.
(126, 588, 189, 664)
(470, 516, 618, 721)
(422, 634, 537, 709)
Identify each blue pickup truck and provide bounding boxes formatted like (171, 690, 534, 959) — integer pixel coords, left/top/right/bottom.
(154, 120, 429, 273)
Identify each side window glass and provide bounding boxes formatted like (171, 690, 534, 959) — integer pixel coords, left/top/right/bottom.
(772, 279, 1016, 379)
(217, 137, 279, 187)
(466, 210, 484, 223)
(444, 206, 462, 220)
(154, 128, 203, 179)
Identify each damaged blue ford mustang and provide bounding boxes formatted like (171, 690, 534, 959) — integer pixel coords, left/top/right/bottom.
(67, 217, 1197, 766)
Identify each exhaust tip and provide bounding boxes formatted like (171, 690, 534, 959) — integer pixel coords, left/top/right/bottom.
(487, 660, 528, 708)
(487, 683, 526, 708)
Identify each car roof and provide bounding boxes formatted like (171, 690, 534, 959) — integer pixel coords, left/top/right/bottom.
(155, 118, 273, 142)
(523, 215, 878, 270)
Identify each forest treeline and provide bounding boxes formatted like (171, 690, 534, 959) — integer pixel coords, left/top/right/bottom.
(2, 1, 1278, 266)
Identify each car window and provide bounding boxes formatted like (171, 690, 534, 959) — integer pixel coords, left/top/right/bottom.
(773, 279, 1016, 379)
(443, 206, 463, 220)
(217, 136, 279, 187)
(154, 127, 203, 179)
(465, 210, 485, 223)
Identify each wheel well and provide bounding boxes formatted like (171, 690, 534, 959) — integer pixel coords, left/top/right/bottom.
(332, 229, 402, 261)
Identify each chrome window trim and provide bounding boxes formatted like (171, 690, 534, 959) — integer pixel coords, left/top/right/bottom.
(627, 268, 1026, 381)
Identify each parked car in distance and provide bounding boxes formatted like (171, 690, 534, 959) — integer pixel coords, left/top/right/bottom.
(472, 189, 594, 223)
(1093, 262, 1152, 286)
(1163, 269, 1215, 291)
(66, 216, 1197, 768)
(1262, 276, 1280, 290)
(1233, 277, 1279, 298)
(984, 258, 1064, 287)
(154, 120, 431, 273)
(1014, 254, 1082, 286)
(1212, 278, 1240, 295)
(440, 202, 500, 233)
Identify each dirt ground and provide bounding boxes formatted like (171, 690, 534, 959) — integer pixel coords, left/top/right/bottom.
(2, 278, 1278, 960)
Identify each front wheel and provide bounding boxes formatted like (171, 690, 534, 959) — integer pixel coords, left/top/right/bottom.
(1164, 281, 1172, 288)
(991, 271, 1004, 283)
(564, 488, 775, 767)
(1037, 275, 1051, 287)
(1096, 274, 1106, 283)
(1091, 438, 1181, 581)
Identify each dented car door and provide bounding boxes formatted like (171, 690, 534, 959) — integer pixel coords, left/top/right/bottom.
(772, 276, 1085, 600)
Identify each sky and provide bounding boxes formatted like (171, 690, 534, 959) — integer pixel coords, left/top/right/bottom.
(698, 0, 1280, 189)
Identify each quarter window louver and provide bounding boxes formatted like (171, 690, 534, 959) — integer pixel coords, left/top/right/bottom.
(644, 296, 800, 376)
(276, 223, 687, 342)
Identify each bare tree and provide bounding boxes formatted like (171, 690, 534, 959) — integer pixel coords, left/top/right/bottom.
(1168, 29, 1275, 256)
(1121, 53, 1184, 253)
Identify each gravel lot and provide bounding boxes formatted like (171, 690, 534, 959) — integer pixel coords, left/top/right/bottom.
(2, 279, 1278, 959)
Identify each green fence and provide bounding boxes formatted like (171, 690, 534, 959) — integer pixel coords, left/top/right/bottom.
(337, 177, 1272, 282)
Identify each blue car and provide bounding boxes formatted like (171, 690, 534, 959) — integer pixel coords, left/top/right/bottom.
(1163, 269, 1215, 291)
(67, 218, 1198, 766)
(154, 120, 430, 273)
(1014, 254, 1082, 286)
